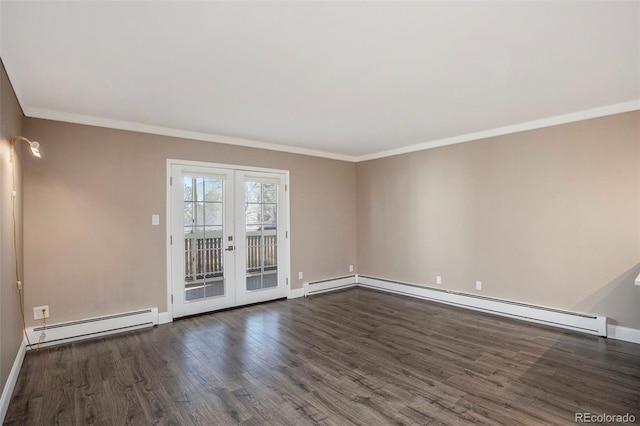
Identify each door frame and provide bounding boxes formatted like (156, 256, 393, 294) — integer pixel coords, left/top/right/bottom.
(165, 159, 291, 321)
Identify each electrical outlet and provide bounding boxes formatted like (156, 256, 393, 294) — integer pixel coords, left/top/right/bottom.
(436, 275, 442, 285)
(33, 305, 50, 320)
(349, 265, 354, 273)
(475, 281, 482, 291)
(298, 272, 303, 280)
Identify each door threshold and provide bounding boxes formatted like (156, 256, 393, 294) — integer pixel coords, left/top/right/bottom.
(173, 297, 288, 321)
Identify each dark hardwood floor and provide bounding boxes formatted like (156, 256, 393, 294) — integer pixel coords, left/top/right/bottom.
(5, 288, 640, 425)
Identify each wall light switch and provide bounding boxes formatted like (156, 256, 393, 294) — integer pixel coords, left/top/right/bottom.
(476, 280, 482, 290)
(152, 214, 160, 225)
(436, 275, 442, 285)
(349, 265, 354, 273)
(298, 272, 303, 280)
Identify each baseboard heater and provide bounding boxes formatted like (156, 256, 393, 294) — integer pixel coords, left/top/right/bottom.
(357, 276, 607, 336)
(304, 275, 606, 337)
(27, 307, 159, 349)
(303, 275, 357, 296)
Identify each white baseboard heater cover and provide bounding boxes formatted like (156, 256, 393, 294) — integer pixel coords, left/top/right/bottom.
(303, 275, 357, 296)
(303, 275, 607, 337)
(357, 276, 607, 337)
(27, 307, 159, 349)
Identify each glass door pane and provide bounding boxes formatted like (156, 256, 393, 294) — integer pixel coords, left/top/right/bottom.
(244, 180, 278, 291)
(183, 176, 225, 301)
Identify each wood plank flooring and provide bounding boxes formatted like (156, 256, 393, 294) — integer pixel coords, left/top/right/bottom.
(5, 288, 640, 425)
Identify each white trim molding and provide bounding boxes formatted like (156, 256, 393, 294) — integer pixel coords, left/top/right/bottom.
(288, 287, 304, 299)
(607, 325, 640, 345)
(353, 100, 640, 162)
(158, 312, 171, 325)
(0, 337, 27, 424)
(24, 101, 640, 164)
(25, 108, 354, 162)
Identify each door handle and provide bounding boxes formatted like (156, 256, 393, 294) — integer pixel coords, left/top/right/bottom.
(225, 245, 235, 251)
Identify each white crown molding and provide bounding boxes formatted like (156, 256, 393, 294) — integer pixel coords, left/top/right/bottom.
(353, 100, 640, 162)
(23, 107, 356, 163)
(25, 100, 639, 164)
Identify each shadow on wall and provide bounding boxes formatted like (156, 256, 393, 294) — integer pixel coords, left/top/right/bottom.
(572, 263, 640, 329)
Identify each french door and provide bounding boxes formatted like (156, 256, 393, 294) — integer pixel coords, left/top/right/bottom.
(169, 162, 289, 318)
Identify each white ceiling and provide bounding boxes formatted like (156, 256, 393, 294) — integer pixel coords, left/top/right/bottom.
(1, 1, 638, 162)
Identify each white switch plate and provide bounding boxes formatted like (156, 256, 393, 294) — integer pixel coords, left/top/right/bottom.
(436, 275, 442, 285)
(476, 281, 482, 290)
(152, 214, 160, 225)
(349, 265, 354, 273)
(298, 272, 303, 280)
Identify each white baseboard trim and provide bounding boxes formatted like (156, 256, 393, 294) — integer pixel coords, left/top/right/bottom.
(158, 312, 171, 325)
(607, 325, 640, 345)
(0, 336, 27, 424)
(303, 275, 357, 296)
(357, 275, 608, 337)
(288, 287, 304, 299)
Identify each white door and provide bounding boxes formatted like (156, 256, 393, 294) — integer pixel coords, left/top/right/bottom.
(170, 163, 288, 318)
(234, 171, 288, 306)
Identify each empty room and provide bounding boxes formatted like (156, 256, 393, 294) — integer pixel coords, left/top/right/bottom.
(1, 1, 639, 425)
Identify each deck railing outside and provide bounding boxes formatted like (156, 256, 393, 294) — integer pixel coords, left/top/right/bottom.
(184, 229, 277, 282)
